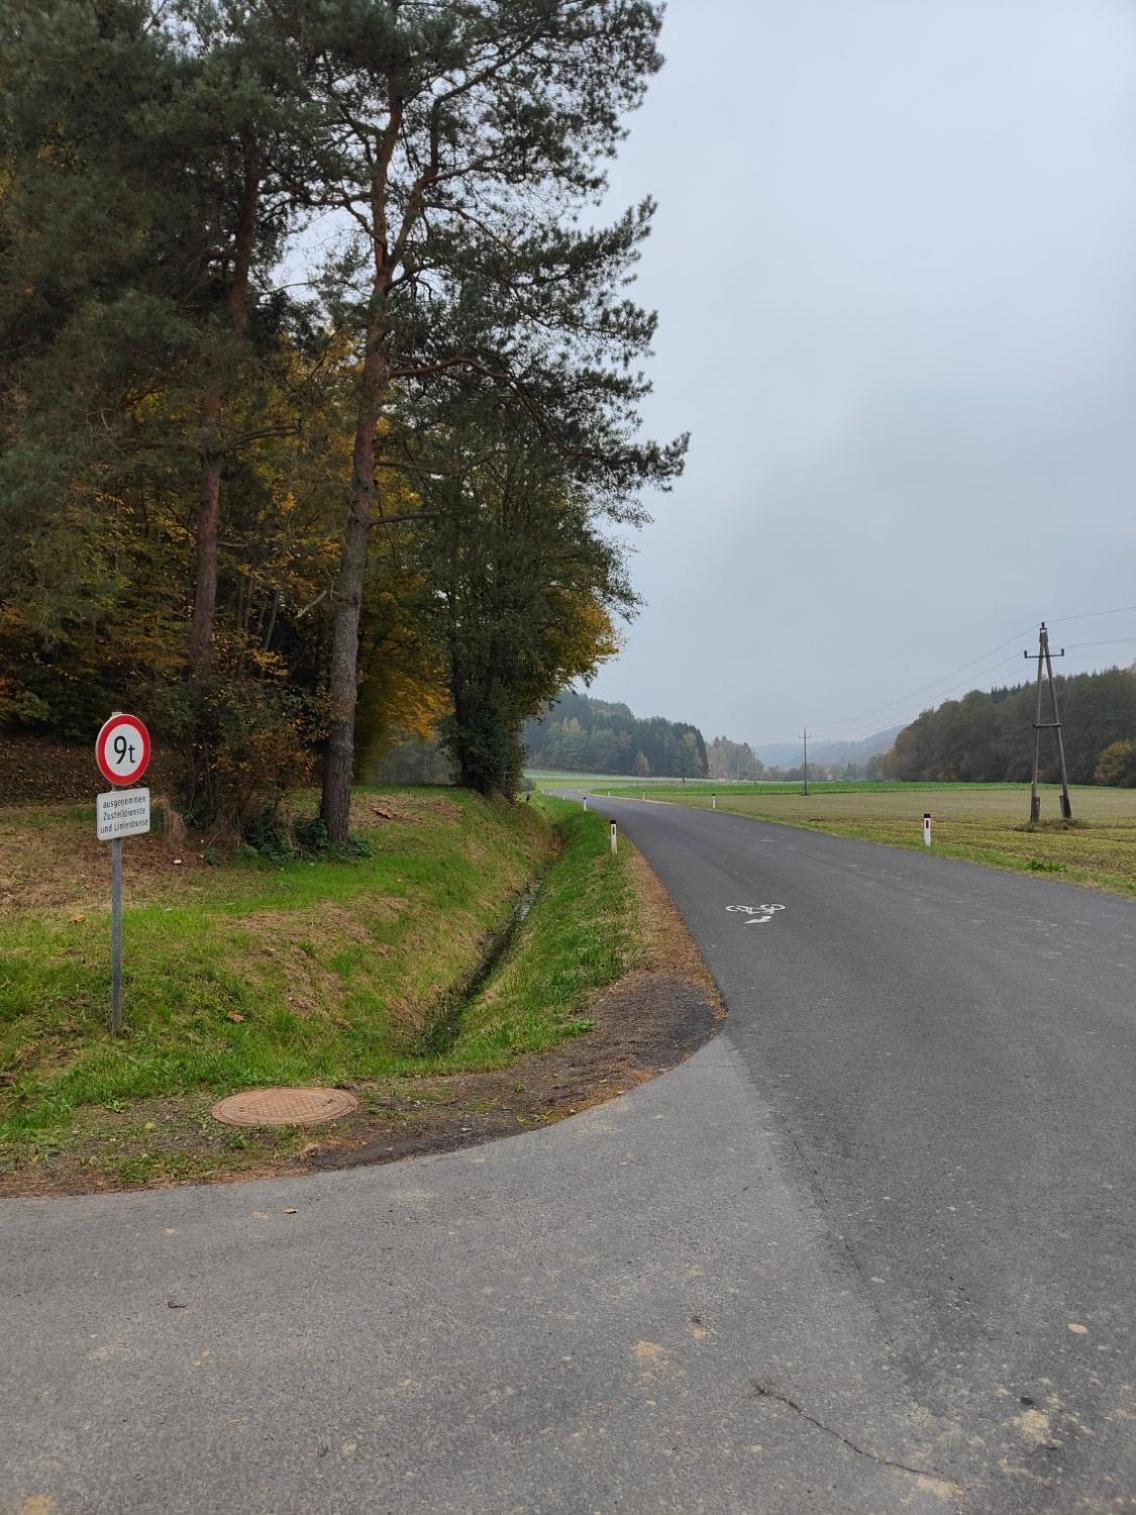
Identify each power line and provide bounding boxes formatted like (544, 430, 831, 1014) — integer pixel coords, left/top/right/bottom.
(823, 636, 1136, 750)
(809, 639, 1033, 743)
(807, 607, 1136, 747)
(808, 626, 1035, 740)
(819, 650, 1027, 745)
(1062, 636, 1136, 653)
(1050, 603, 1136, 626)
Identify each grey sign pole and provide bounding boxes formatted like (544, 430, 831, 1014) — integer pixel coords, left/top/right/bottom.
(96, 709, 152, 1037)
(110, 836, 123, 1034)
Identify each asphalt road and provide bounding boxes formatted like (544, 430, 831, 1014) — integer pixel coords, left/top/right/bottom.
(4, 797, 1135, 1514)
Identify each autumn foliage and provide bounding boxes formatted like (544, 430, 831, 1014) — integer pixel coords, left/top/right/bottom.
(0, 0, 683, 828)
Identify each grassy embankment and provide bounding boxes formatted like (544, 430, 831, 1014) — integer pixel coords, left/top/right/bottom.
(592, 780, 1136, 896)
(0, 789, 642, 1185)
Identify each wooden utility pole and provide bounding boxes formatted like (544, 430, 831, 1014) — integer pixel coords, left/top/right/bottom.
(802, 727, 809, 796)
(1025, 622, 1073, 823)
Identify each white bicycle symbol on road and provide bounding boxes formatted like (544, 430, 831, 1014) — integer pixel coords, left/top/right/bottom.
(726, 904, 787, 926)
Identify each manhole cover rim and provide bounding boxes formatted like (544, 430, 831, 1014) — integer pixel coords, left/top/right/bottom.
(211, 1086, 359, 1128)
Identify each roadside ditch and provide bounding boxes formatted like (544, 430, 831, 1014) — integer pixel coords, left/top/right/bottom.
(0, 798, 723, 1194)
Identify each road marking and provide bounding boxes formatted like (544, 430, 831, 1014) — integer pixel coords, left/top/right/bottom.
(726, 904, 786, 926)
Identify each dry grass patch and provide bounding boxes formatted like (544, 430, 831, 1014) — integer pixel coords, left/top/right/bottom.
(626, 846, 719, 995)
(0, 798, 209, 917)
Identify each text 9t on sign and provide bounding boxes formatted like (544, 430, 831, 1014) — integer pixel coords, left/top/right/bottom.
(95, 713, 151, 787)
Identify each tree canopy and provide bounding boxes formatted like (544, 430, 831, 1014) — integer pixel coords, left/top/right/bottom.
(0, 0, 684, 830)
(524, 690, 708, 779)
(882, 666, 1136, 786)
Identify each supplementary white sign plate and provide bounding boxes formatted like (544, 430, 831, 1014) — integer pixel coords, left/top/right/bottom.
(97, 787, 151, 841)
(726, 903, 786, 926)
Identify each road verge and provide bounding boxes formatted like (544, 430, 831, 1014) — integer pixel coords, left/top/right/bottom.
(0, 794, 720, 1193)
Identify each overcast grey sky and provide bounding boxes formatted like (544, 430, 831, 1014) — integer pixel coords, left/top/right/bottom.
(586, 0, 1136, 744)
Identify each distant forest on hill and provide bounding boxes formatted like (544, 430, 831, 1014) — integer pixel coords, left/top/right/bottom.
(524, 692, 708, 777)
(525, 693, 873, 781)
(525, 666, 1136, 786)
(882, 665, 1136, 785)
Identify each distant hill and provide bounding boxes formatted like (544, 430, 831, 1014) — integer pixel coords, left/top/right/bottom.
(755, 727, 901, 771)
(884, 666, 1136, 784)
(524, 689, 708, 777)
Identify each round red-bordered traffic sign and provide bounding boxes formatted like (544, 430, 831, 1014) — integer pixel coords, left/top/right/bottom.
(96, 714, 151, 787)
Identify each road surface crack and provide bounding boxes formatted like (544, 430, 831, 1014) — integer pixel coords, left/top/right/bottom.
(778, 1129, 907, 1358)
(749, 1380, 955, 1485)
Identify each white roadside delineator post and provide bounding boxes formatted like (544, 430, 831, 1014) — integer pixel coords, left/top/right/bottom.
(610, 821, 618, 855)
(923, 812, 932, 848)
(712, 793, 717, 811)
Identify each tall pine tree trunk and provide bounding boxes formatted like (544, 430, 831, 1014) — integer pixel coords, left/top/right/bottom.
(189, 382, 223, 680)
(187, 135, 259, 683)
(320, 124, 400, 846)
(320, 339, 389, 843)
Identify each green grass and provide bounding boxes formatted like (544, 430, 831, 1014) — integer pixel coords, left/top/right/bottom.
(527, 766, 742, 791)
(453, 796, 640, 1065)
(530, 771, 1037, 796)
(527, 767, 643, 790)
(595, 781, 1136, 896)
(0, 791, 546, 1139)
(0, 787, 645, 1184)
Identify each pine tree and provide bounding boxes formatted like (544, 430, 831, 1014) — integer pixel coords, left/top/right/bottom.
(170, 0, 322, 681)
(277, 0, 685, 839)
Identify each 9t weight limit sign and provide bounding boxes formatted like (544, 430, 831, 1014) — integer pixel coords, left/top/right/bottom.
(95, 713, 151, 787)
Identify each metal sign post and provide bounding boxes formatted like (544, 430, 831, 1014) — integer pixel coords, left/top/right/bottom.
(110, 839, 123, 1033)
(95, 713, 152, 1034)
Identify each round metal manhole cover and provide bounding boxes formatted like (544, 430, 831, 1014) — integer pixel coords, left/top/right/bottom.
(211, 1087, 359, 1128)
